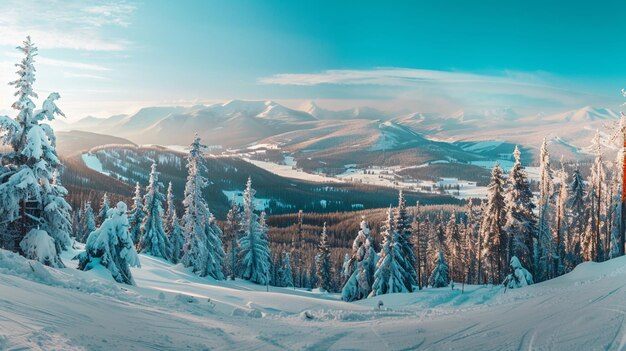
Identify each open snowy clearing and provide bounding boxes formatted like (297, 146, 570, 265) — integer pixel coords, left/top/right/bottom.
(1, 245, 626, 350)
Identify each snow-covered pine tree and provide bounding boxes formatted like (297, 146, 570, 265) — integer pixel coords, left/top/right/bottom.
(291, 209, 305, 287)
(71, 206, 81, 239)
(238, 177, 271, 284)
(138, 163, 171, 259)
(566, 166, 586, 269)
(412, 204, 423, 289)
(503, 256, 533, 289)
(0, 37, 71, 267)
(537, 138, 554, 280)
(480, 163, 507, 283)
(369, 207, 408, 296)
(553, 158, 568, 275)
(128, 182, 145, 245)
(277, 251, 294, 288)
(609, 147, 624, 258)
(168, 208, 185, 263)
(504, 146, 538, 280)
(43, 170, 72, 254)
(429, 244, 450, 288)
(97, 193, 110, 226)
(586, 130, 606, 262)
(181, 136, 225, 279)
(80, 201, 96, 243)
(77, 202, 140, 285)
(316, 222, 333, 292)
(445, 211, 462, 283)
(394, 189, 417, 291)
(164, 181, 175, 229)
(224, 195, 240, 279)
(341, 217, 377, 301)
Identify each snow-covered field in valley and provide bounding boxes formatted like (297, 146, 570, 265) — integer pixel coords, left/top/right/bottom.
(1, 245, 625, 350)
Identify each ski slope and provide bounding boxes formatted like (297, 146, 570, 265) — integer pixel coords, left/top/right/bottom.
(1, 246, 626, 350)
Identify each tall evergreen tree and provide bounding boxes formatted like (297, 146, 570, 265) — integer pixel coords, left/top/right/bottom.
(429, 245, 450, 288)
(553, 159, 568, 275)
(238, 177, 271, 284)
(181, 136, 225, 279)
(608, 148, 623, 258)
(0, 37, 71, 267)
(168, 209, 185, 263)
(480, 163, 507, 283)
(277, 251, 294, 288)
(164, 181, 175, 228)
(370, 207, 408, 296)
(537, 138, 554, 279)
(394, 189, 417, 291)
(504, 146, 538, 280)
(80, 201, 96, 244)
(341, 217, 377, 301)
(586, 130, 606, 262)
(316, 222, 333, 292)
(445, 211, 462, 282)
(224, 195, 240, 279)
(97, 193, 110, 227)
(566, 166, 586, 269)
(128, 182, 145, 245)
(138, 163, 171, 259)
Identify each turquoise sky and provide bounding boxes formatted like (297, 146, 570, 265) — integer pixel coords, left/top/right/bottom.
(0, 0, 623, 119)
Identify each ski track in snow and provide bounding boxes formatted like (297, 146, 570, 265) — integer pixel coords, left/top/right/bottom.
(1, 246, 626, 350)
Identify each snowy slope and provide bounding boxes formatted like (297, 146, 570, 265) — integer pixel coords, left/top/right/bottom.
(2, 245, 626, 350)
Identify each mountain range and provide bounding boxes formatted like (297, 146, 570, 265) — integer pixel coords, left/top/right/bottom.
(56, 101, 623, 169)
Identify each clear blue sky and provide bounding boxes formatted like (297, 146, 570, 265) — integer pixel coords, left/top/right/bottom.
(0, 0, 623, 119)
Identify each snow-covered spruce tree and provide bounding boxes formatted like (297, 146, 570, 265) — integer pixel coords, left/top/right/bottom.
(71, 206, 81, 239)
(77, 202, 140, 285)
(480, 163, 507, 283)
(537, 138, 554, 280)
(503, 256, 533, 289)
(0, 37, 71, 267)
(429, 245, 449, 288)
(553, 159, 568, 275)
(128, 182, 145, 245)
(238, 177, 271, 284)
(316, 222, 333, 292)
(162, 180, 184, 263)
(504, 146, 538, 280)
(164, 181, 175, 229)
(138, 163, 171, 259)
(341, 217, 377, 301)
(369, 207, 408, 296)
(43, 170, 72, 253)
(291, 209, 305, 287)
(277, 251, 294, 288)
(181, 136, 225, 279)
(445, 211, 462, 283)
(168, 208, 185, 263)
(80, 201, 96, 243)
(224, 195, 240, 279)
(607, 148, 623, 259)
(394, 189, 417, 292)
(97, 193, 110, 227)
(566, 166, 586, 269)
(585, 130, 606, 262)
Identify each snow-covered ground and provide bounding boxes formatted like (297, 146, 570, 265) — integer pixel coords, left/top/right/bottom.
(2, 245, 626, 350)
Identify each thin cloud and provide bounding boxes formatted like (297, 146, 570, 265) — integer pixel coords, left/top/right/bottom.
(259, 67, 603, 114)
(0, 0, 137, 51)
(259, 67, 551, 89)
(3, 51, 110, 71)
(63, 72, 108, 80)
